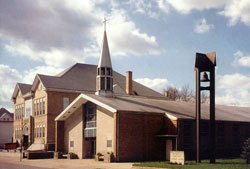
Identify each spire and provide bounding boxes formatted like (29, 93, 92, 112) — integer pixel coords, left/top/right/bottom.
(98, 30, 112, 68)
(98, 17, 112, 68)
(96, 17, 113, 97)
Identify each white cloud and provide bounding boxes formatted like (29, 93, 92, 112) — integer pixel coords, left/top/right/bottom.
(135, 78, 169, 93)
(165, 0, 226, 14)
(0, 0, 162, 68)
(22, 66, 64, 84)
(161, 0, 250, 26)
(125, 0, 160, 19)
(194, 18, 214, 33)
(216, 73, 250, 107)
(0, 64, 63, 112)
(0, 64, 22, 112)
(158, 0, 170, 14)
(233, 51, 250, 68)
(90, 8, 162, 57)
(219, 0, 250, 26)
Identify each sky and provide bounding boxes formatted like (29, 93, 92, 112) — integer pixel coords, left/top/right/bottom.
(0, 0, 250, 112)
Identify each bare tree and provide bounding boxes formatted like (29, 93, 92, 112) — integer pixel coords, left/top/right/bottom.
(164, 84, 194, 102)
(164, 86, 181, 101)
(180, 85, 194, 102)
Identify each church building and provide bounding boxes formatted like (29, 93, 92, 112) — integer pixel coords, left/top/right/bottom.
(12, 21, 250, 162)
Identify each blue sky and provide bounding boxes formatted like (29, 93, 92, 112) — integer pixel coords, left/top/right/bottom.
(0, 0, 250, 111)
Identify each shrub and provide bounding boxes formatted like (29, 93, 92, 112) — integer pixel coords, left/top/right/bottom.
(241, 137, 250, 164)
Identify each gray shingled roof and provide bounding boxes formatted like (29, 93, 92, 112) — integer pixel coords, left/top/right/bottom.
(38, 63, 163, 98)
(0, 108, 13, 118)
(12, 83, 32, 100)
(18, 83, 32, 95)
(83, 94, 250, 122)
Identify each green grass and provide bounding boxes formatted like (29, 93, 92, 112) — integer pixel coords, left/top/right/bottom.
(133, 159, 250, 169)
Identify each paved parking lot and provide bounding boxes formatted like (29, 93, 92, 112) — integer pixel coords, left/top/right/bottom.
(0, 152, 133, 169)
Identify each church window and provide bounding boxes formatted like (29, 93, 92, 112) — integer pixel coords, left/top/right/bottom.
(101, 68, 105, 75)
(84, 102, 97, 138)
(107, 68, 111, 75)
(101, 77, 105, 90)
(107, 77, 111, 90)
(217, 123, 225, 149)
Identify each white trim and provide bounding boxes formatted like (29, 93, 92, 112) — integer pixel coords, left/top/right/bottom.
(55, 93, 117, 121)
(165, 112, 178, 120)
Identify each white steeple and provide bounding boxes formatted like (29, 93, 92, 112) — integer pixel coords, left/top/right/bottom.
(98, 30, 112, 68)
(96, 18, 113, 97)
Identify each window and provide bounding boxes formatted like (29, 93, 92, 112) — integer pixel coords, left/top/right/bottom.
(43, 98, 45, 114)
(107, 77, 111, 90)
(34, 101, 37, 116)
(39, 127, 42, 138)
(107, 140, 112, 147)
(70, 141, 74, 147)
(217, 123, 225, 149)
(84, 103, 97, 138)
(40, 99, 42, 114)
(107, 68, 111, 75)
(183, 121, 193, 150)
(101, 77, 105, 90)
(37, 101, 39, 116)
(42, 126, 45, 137)
(97, 68, 100, 75)
(22, 104, 25, 117)
(101, 67, 105, 75)
(233, 124, 240, 146)
(63, 97, 69, 110)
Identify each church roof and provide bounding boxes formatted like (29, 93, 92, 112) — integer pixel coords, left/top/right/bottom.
(98, 30, 112, 68)
(56, 93, 250, 123)
(34, 63, 163, 98)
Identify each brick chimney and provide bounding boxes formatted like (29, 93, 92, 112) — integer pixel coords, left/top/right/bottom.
(126, 71, 133, 95)
(164, 90, 168, 97)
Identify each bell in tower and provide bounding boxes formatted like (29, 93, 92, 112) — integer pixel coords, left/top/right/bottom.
(96, 18, 113, 97)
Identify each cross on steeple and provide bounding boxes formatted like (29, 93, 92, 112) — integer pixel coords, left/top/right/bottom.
(104, 17, 107, 31)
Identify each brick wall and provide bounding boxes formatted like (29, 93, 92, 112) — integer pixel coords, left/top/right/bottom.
(63, 106, 83, 158)
(178, 119, 250, 160)
(117, 111, 166, 162)
(96, 106, 114, 155)
(47, 91, 79, 144)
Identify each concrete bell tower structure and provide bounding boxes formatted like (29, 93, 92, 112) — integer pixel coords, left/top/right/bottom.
(96, 18, 113, 97)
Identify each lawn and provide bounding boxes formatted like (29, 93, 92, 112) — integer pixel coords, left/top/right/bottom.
(133, 158, 250, 169)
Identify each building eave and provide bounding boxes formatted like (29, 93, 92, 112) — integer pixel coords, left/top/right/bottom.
(55, 93, 117, 121)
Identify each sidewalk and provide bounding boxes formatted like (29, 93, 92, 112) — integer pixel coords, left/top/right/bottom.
(0, 152, 133, 169)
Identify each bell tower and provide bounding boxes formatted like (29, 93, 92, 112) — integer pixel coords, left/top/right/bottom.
(96, 18, 113, 97)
